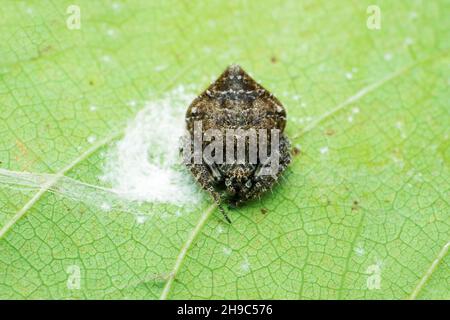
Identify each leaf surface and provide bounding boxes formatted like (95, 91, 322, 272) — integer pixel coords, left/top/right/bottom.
(0, 0, 449, 299)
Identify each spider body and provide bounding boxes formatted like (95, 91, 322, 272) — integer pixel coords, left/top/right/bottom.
(183, 65, 291, 222)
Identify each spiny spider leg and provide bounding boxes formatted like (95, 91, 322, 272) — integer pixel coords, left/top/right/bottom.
(231, 134, 291, 207)
(187, 162, 232, 223)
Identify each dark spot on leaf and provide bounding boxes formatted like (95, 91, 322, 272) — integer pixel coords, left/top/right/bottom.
(325, 128, 336, 136)
(270, 56, 278, 63)
(37, 45, 53, 57)
(352, 200, 359, 211)
(261, 208, 268, 215)
(89, 80, 95, 86)
(41, 45, 52, 52)
(292, 146, 301, 156)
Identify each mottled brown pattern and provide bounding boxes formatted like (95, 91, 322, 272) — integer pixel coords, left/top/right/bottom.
(183, 65, 291, 222)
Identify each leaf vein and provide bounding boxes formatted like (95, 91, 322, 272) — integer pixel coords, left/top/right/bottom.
(409, 241, 450, 300)
(292, 53, 447, 140)
(0, 131, 122, 239)
(160, 203, 217, 300)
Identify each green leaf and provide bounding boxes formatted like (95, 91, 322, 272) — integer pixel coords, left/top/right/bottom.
(0, 0, 448, 299)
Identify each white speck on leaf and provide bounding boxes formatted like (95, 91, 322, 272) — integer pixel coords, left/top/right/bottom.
(355, 246, 365, 256)
(413, 172, 424, 182)
(101, 55, 112, 63)
(106, 29, 116, 37)
(207, 19, 216, 28)
(391, 155, 405, 168)
(154, 65, 167, 72)
(87, 135, 97, 144)
(384, 52, 393, 61)
(100, 202, 111, 212)
(320, 146, 329, 154)
(223, 247, 232, 256)
(404, 37, 414, 46)
(395, 121, 407, 138)
(241, 257, 250, 272)
(127, 100, 137, 108)
(136, 215, 148, 224)
(409, 11, 417, 20)
(112, 3, 121, 11)
(292, 116, 313, 125)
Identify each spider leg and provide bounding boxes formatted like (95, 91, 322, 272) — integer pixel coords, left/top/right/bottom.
(233, 134, 291, 206)
(186, 162, 231, 223)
